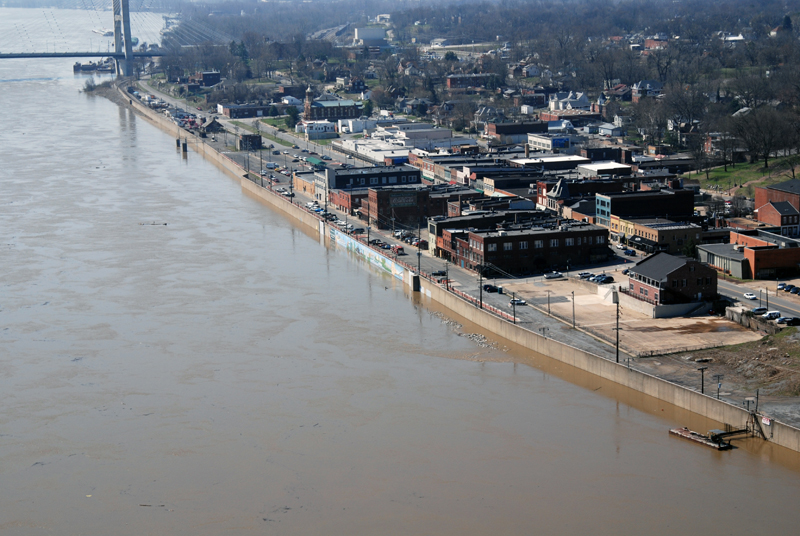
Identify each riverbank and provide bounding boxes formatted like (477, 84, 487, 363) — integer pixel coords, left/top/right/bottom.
(111, 80, 800, 454)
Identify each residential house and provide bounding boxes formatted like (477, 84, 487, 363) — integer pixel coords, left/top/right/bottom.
(631, 80, 664, 103)
(624, 252, 717, 305)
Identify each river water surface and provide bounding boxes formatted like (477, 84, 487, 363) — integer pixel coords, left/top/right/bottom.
(1, 8, 799, 535)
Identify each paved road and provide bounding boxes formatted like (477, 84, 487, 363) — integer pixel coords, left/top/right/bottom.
(719, 278, 800, 317)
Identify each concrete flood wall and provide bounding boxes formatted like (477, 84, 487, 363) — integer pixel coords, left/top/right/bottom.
(120, 85, 800, 454)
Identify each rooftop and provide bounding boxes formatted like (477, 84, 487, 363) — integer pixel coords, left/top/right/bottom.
(630, 252, 693, 281)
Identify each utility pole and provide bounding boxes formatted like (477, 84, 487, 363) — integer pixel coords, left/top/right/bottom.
(698, 366, 708, 394)
(713, 374, 724, 400)
(479, 265, 483, 309)
(571, 290, 575, 328)
(547, 290, 551, 316)
(615, 297, 620, 363)
(512, 292, 516, 324)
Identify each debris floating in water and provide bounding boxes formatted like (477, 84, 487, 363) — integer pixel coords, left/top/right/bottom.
(139, 222, 168, 226)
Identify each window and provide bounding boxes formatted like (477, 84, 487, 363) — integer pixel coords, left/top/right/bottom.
(370, 177, 378, 185)
(697, 278, 702, 285)
(534, 240, 544, 249)
(382, 177, 387, 184)
(389, 176, 397, 184)
(504, 242, 513, 251)
(597, 235, 605, 244)
(672, 280, 678, 287)
(360, 178, 365, 185)
(550, 238, 559, 248)
(401, 176, 407, 183)
(488, 243, 497, 252)
(682, 279, 687, 287)
(705, 277, 711, 284)
(630, 282, 634, 290)
(520, 241, 528, 250)
(639, 287, 644, 295)
(565, 238, 574, 246)
(644, 289, 649, 297)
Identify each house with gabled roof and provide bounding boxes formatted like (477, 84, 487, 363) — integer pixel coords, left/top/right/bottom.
(757, 201, 800, 236)
(624, 252, 717, 305)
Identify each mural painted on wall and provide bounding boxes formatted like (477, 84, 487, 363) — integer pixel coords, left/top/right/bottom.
(329, 227, 406, 280)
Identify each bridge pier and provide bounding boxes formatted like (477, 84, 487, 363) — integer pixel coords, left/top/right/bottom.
(113, 0, 134, 77)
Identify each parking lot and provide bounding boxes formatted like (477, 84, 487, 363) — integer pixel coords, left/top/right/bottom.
(501, 277, 761, 355)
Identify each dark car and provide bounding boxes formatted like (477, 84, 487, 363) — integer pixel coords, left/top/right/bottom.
(791, 287, 800, 295)
(431, 270, 447, 277)
(595, 275, 615, 284)
(784, 285, 796, 292)
(483, 284, 499, 293)
(786, 318, 800, 326)
(624, 249, 636, 256)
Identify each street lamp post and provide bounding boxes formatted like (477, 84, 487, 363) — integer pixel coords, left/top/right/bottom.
(571, 290, 575, 328)
(615, 296, 620, 363)
(478, 265, 483, 309)
(698, 366, 708, 395)
(512, 292, 516, 324)
(714, 374, 724, 399)
(547, 290, 551, 316)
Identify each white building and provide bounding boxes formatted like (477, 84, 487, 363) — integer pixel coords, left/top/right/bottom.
(548, 91, 590, 111)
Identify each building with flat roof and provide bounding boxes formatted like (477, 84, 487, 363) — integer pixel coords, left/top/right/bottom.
(698, 228, 800, 279)
(595, 189, 694, 228)
(454, 221, 610, 275)
(577, 161, 633, 178)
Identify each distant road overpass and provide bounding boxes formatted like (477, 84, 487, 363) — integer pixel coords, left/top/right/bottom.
(0, 52, 164, 60)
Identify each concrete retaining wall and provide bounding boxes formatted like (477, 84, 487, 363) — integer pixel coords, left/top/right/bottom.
(119, 84, 800, 454)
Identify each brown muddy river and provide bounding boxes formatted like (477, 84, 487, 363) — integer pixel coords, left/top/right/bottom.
(1, 9, 799, 535)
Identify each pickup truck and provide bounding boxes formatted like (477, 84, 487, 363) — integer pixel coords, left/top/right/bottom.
(391, 245, 405, 255)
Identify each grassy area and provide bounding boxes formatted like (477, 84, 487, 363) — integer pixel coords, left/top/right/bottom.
(230, 121, 293, 147)
(315, 139, 332, 146)
(259, 117, 286, 128)
(682, 155, 798, 197)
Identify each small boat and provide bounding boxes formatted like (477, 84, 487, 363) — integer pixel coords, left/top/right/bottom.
(73, 62, 82, 73)
(669, 427, 732, 450)
(80, 62, 97, 72)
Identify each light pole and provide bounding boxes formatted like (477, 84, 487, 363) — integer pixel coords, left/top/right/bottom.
(759, 289, 762, 308)
(571, 290, 575, 328)
(547, 290, 551, 316)
(478, 265, 483, 309)
(698, 366, 708, 394)
(615, 295, 620, 363)
(714, 374, 724, 399)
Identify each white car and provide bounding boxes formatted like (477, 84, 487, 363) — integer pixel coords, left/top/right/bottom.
(616, 243, 626, 250)
(509, 298, 527, 306)
(743, 292, 757, 300)
(544, 271, 563, 279)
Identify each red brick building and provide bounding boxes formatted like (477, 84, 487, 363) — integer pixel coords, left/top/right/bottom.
(454, 222, 609, 274)
(625, 252, 717, 305)
(757, 201, 800, 236)
(755, 179, 800, 216)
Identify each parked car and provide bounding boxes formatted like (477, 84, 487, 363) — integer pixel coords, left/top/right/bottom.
(615, 243, 626, 250)
(272, 150, 281, 155)
(322, 155, 332, 160)
(784, 285, 796, 292)
(751, 306, 768, 314)
(595, 275, 614, 284)
(621, 268, 629, 275)
(624, 249, 636, 256)
(431, 270, 446, 277)
(762, 311, 781, 320)
(509, 298, 527, 306)
(544, 271, 563, 279)
(778, 283, 786, 290)
(351, 228, 365, 234)
(786, 318, 800, 326)
(792, 287, 800, 295)
(483, 284, 499, 293)
(777, 317, 792, 324)
(578, 271, 593, 279)
(743, 292, 757, 300)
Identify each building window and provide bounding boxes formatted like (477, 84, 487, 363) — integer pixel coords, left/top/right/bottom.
(401, 176, 407, 183)
(672, 280, 678, 287)
(640, 287, 644, 294)
(488, 243, 497, 252)
(550, 238, 559, 248)
(504, 242, 513, 251)
(697, 278, 702, 285)
(360, 178, 365, 185)
(565, 237, 574, 246)
(389, 177, 397, 184)
(382, 177, 387, 184)
(370, 177, 378, 185)
(597, 235, 605, 244)
(682, 279, 687, 287)
(534, 240, 544, 249)
(520, 241, 528, 250)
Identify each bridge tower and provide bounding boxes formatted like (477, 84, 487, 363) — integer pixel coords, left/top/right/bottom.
(113, 0, 134, 76)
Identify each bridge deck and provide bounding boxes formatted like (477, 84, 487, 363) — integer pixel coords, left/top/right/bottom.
(0, 52, 164, 60)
